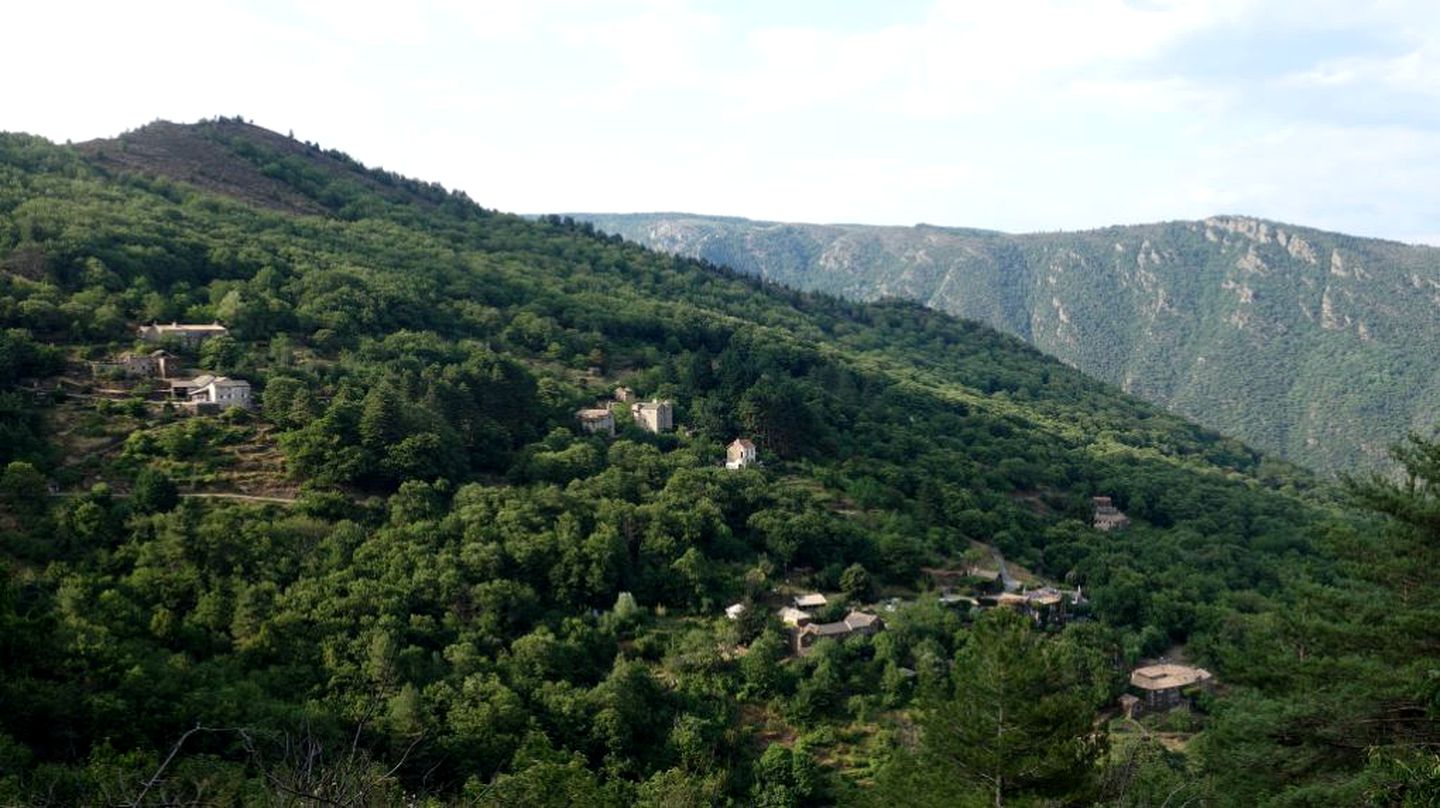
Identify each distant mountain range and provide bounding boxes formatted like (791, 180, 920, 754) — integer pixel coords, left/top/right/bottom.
(570, 213, 1440, 474)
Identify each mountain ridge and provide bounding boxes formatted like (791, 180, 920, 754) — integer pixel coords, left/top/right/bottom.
(570, 211, 1440, 474)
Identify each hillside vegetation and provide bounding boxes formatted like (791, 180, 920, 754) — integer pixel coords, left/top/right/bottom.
(0, 120, 1434, 805)
(575, 213, 1440, 475)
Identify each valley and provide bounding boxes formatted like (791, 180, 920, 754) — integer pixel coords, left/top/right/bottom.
(574, 212, 1440, 475)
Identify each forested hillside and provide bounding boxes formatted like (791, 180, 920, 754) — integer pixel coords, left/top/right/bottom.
(574, 213, 1440, 476)
(0, 120, 1434, 805)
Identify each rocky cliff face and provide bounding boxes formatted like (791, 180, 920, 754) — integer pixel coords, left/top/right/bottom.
(573, 213, 1440, 474)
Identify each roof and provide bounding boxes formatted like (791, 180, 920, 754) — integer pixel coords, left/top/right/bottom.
(1025, 587, 1064, 606)
(212, 377, 249, 388)
(730, 438, 755, 450)
(177, 374, 216, 388)
(801, 621, 852, 637)
(576, 408, 612, 420)
(725, 603, 746, 618)
(794, 593, 828, 608)
(798, 611, 883, 638)
(778, 607, 811, 625)
(843, 611, 880, 629)
(146, 322, 228, 333)
(1130, 664, 1213, 691)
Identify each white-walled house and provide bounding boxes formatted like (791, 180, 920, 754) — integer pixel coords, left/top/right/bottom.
(188, 376, 251, 410)
(726, 438, 757, 469)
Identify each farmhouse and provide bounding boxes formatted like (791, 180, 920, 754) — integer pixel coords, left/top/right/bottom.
(576, 407, 615, 436)
(631, 399, 674, 433)
(115, 351, 155, 377)
(187, 376, 251, 410)
(726, 438, 757, 469)
(1128, 663, 1213, 713)
(137, 322, 229, 346)
(792, 610, 884, 655)
(169, 374, 216, 399)
(97, 349, 176, 379)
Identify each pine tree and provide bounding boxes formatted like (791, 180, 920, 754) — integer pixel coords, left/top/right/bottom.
(359, 382, 405, 450)
(920, 609, 1105, 806)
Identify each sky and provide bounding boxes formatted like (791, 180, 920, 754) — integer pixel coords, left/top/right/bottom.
(6, 0, 1440, 243)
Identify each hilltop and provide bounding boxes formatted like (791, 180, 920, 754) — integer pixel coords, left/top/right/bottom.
(0, 120, 1433, 804)
(572, 212, 1440, 474)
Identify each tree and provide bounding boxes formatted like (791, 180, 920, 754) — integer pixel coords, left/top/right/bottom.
(199, 334, 241, 373)
(840, 563, 873, 603)
(741, 628, 788, 699)
(912, 609, 1105, 806)
(259, 376, 314, 429)
(359, 382, 405, 451)
(750, 744, 825, 807)
(131, 468, 179, 514)
(1, 460, 48, 518)
(738, 378, 820, 460)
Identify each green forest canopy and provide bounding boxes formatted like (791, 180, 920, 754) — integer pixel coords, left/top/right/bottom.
(0, 120, 1434, 805)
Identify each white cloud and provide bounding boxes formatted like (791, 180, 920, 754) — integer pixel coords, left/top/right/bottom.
(3, 0, 1440, 241)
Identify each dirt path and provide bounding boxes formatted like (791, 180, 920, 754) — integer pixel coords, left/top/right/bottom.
(50, 490, 298, 505)
(179, 492, 298, 504)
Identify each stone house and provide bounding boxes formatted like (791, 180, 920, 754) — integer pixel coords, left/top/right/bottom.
(1128, 663, 1213, 714)
(614, 386, 635, 402)
(576, 407, 616, 436)
(101, 349, 175, 379)
(1093, 496, 1131, 531)
(983, 586, 1083, 625)
(188, 376, 251, 410)
(792, 610, 884, 655)
(137, 322, 229, 346)
(169, 374, 216, 400)
(631, 399, 674, 433)
(726, 438, 757, 469)
(115, 351, 156, 377)
(148, 350, 176, 378)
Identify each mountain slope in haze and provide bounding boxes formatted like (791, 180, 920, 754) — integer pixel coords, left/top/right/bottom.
(573, 213, 1440, 474)
(3, 119, 1433, 804)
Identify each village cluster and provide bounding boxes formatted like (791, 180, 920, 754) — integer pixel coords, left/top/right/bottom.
(725, 579, 1209, 717)
(713, 493, 1204, 720)
(576, 386, 758, 470)
(89, 322, 251, 412)
(90, 326, 1192, 717)
(720, 574, 1209, 717)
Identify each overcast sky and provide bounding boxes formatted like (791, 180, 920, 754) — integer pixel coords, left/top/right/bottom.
(6, 1, 1440, 242)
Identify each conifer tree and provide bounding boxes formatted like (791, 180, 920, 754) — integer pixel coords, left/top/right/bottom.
(919, 609, 1105, 806)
